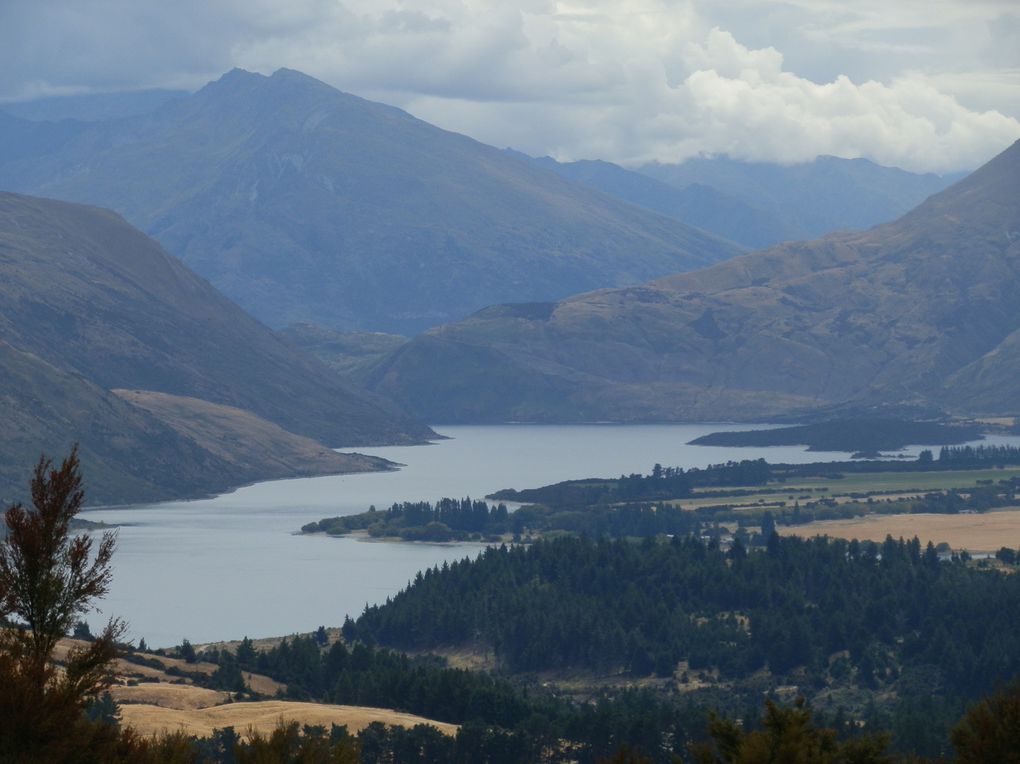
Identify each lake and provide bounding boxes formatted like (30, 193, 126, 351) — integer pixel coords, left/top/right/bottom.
(81, 423, 1012, 647)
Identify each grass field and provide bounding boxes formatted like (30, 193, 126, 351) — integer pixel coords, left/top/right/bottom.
(118, 700, 458, 739)
(110, 683, 228, 710)
(675, 466, 1020, 512)
(775, 467, 1020, 494)
(780, 507, 1020, 553)
(51, 638, 452, 740)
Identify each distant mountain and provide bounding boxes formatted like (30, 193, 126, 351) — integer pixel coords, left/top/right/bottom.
(0, 68, 742, 335)
(512, 153, 794, 249)
(279, 324, 408, 382)
(366, 140, 1020, 423)
(639, 155, 963, 243)
(0, 89, 188, 122)
(0, 193, 431, 502)
(520, 151, 961, 249)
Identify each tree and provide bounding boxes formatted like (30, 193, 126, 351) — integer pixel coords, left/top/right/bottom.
(686, 698, 892, 764)
(0, 447, 126, 759)
(951, 680, 1020, 763)
(179, 638, 197, 663)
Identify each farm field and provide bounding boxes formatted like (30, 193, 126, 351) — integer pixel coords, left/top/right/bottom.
(676, 466, 1020, 511)
(780, 507, 1020, 553)
(118, 699, 458, 739)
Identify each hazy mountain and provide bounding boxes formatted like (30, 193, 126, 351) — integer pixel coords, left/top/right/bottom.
(366, 140, 1020, 423)
(0, 89, 188, 122)
(0, 192, 431, 502)
(0, 68, 742, 335)
(279, 324, 408, 381)
(512, 153, 795, 249)
(639, 155, 963, 243)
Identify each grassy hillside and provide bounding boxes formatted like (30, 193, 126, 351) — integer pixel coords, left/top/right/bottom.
(368, 139, 1020, 422)
(0, 193, 429, 502)
(0, 192, 431, 447)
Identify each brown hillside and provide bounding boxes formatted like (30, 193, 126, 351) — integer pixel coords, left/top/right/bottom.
(368, 140, 1020, 422)
(0, 193, 427, 502)
(0, 192, 431, 447)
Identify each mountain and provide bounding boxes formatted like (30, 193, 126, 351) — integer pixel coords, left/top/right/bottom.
(512, 153, 799, 249)
(0, 89, 188, 122)
(0, 192, 431, 502)
(365, 140, 1020, 423)
(278, 324, 408, 381)
(639, 155, 962, 244)
(0, 68, 742, 335)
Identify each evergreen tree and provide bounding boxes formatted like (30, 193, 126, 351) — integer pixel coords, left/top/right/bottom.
(0, 447, 126, 760)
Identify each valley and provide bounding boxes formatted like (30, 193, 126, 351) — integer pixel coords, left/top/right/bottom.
(367, 139, 1020, 424)
(1, 24, 1019, 759)
(0, 69, 741, 335)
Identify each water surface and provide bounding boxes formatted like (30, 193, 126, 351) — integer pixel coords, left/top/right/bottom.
(83, 424, 1015, 646)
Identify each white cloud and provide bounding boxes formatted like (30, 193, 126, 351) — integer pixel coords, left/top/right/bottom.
(1, 0, 1018, 172)
(401, 22, 1020, 173)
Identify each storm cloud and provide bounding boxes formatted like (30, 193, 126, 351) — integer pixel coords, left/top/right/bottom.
(2, 0, 1017, 172)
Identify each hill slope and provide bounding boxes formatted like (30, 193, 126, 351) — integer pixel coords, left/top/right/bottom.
(0, 193, 430, 502)
(367, 140, 1020, 422)
(0, 68, 742, 334)
(0, 192, 430, 446)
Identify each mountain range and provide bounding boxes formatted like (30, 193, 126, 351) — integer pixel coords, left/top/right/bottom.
(639, 155, 964, 245)
(0, 68, 740, 335)
(365, 139, 1020, 423)
(520, 153, 960, 250)
(0, 193, 430, 503)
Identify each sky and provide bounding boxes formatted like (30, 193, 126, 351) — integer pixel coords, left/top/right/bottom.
(2, 0, 1018, 172)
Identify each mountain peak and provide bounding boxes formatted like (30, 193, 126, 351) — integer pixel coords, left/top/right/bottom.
(194, 68, 266, 100)
(270, 67, 318, 82)
(898, 137, 1020, 233)
(0, 68, 741, 334)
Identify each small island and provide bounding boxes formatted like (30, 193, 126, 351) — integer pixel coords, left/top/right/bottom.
(688, 417, 982, 453)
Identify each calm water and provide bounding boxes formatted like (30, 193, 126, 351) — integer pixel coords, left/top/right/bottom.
(81, 424, 1016, 647)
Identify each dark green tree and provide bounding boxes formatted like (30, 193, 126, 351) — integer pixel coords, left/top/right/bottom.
(179, 638, 197, 663)
(0, 447, 126, 760)
(687, 698, 892, 763)
(951, 680, 1020, 763)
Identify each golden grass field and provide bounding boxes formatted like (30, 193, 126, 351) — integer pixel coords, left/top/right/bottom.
(781, 507, 1020, 553)
(118, 699, 458, 739)
(110, 683, 228, 710)
(51, 638, 454, 740)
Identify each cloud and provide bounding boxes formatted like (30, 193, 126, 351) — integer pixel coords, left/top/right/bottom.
(401, 22, 1020, 173)
(1, 0, 1018, 172)
(664, 30, 1019, 172)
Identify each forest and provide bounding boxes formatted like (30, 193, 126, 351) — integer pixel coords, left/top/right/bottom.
(336, 533, 1020, 756)
(302, 495, 706, 541)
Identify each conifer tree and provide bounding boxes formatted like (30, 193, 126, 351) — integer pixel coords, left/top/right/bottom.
(0, 447, 125, 759)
